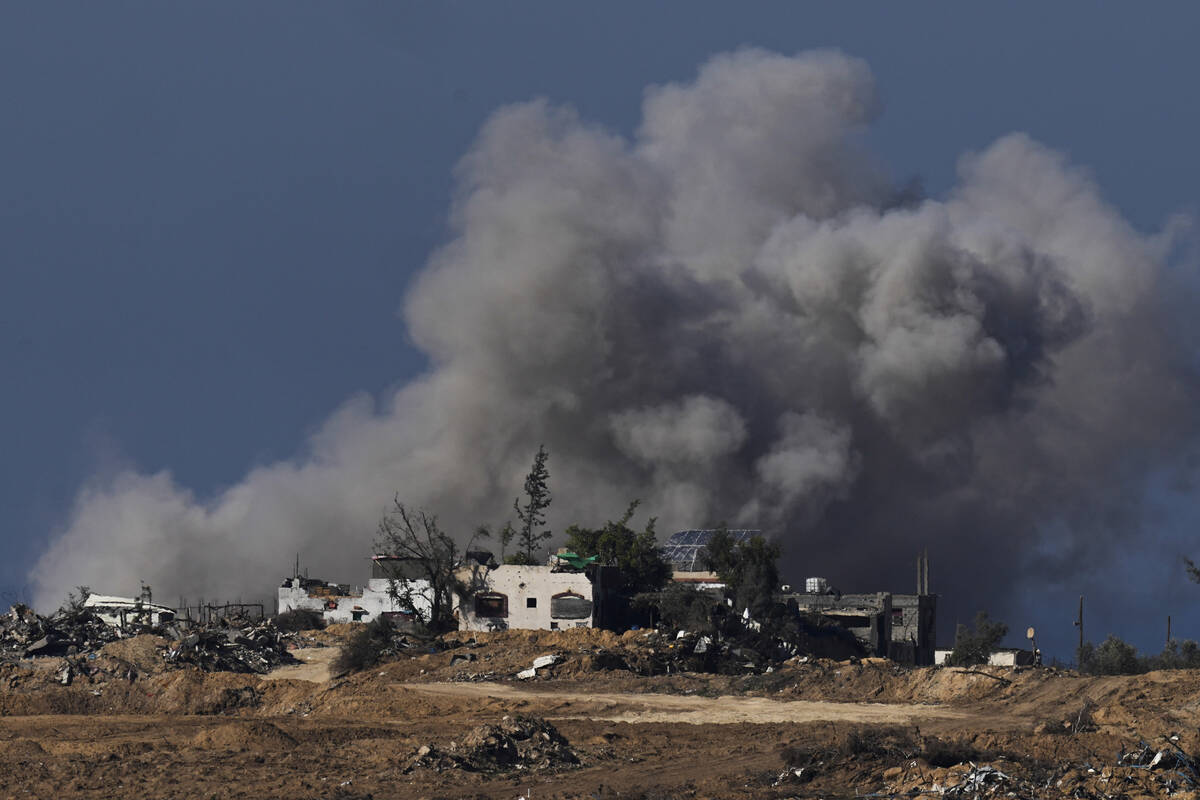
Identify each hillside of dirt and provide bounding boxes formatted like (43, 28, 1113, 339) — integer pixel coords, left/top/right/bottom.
(3, 625, 1200, 798)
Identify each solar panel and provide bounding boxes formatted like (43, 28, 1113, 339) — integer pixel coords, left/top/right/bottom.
(662, 529, 760, 571)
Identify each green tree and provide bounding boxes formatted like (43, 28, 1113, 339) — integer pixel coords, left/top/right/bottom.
(700, 526, 782, 619)
(506, 445, 552, 565)
(1077, 634, 1143, 675)
(947, 611, 1008, 666)
(563, 500, 672, 595)
(1148, 638, 1200, 670)
(632, 583, 718, 634)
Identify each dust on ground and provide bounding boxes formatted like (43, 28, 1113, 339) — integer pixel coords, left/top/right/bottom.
(3, 625, 1200, 799)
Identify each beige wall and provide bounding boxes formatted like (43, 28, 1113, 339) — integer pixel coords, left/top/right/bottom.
(455, 565, 594, 631)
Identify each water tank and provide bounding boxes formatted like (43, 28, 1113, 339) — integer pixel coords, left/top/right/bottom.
(805, 577, 829, 594)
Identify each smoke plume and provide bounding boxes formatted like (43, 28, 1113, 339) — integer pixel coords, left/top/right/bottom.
(31, 49, 1199, 642)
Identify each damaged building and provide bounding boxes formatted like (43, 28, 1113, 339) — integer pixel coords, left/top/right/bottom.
(454, 554, 600, 632)
(278, 551, 620, 631)
(277, 555, 431, 623)
(280, 530, 937, 658)
(84, 589, 177, 631)
(664, 530, 937, 665)
(784, 554, 937, 665)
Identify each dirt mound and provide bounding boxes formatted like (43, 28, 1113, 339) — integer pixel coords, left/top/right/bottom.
(309, 623, 362, 645)
(192, 720, 297, 751)
(96, 634, 170, 675)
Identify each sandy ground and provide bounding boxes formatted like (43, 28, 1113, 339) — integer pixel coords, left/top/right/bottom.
(4, 628, 1200, 798)
(260, 647, 338, 683)
(402, 681, 971, 726)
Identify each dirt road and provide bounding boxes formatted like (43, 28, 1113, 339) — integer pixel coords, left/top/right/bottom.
(403, 680, 970, 725)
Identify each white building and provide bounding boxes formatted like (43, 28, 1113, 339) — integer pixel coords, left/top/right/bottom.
(277, 555, 431, 624)
(84, 594, 177, 630)
(278, 554, 599, 631)
(933, 648, 1036, 667)
(454, 563, 595, 632)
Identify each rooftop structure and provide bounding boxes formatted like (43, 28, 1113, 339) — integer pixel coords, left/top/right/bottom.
(662, 529, 759, 573)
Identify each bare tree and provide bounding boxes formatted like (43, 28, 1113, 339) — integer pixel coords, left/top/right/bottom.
(375, 496, 485, 633)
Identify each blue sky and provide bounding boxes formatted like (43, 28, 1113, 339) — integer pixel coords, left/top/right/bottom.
(3, 4, 1199, 657)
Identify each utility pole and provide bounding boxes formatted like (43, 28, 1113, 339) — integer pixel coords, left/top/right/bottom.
(1167, 615, 1172, 647)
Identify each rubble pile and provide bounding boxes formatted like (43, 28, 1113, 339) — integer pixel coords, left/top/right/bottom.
(160, 619, 300, 674)
(436, 626, 842, 684)
(1, 603, 125, 662)
(878, 735, 1200, 799)
(1113, 737, 1200, 791)
(584, 629, 791, 677)
(2, 603, 301, 675)
(404, 715, 579, 774)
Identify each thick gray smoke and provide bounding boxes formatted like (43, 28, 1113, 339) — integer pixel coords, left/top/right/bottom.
(31, 49, 1198, 637)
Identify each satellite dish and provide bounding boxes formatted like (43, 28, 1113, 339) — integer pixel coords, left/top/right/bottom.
(1026, 626, 1036, 640)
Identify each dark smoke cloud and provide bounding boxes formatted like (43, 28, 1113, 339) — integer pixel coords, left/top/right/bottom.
(31, 49, 1199, 637)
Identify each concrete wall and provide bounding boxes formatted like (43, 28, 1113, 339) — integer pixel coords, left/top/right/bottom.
(455, 565, 594, 632)
(889, 593, 937, 666)
(933, 648, 1035, 667)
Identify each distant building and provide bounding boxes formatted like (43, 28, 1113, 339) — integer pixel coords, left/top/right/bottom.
(276, 555, 430, 624)
(664, 531, 937, 665)
(934, 648, 1035, 667)
(783, 579, 937, 664)
(785, 589, 895, 657)
(277, 552, 619, 631)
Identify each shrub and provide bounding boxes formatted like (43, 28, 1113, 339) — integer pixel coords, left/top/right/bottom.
(333, 616, 397, 674)
(632, 584, 719, 634)
(273, 608, 325, 632)
(947, 611, 1008, 666)
(838, 725, 919, 758)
